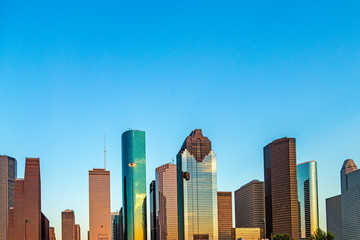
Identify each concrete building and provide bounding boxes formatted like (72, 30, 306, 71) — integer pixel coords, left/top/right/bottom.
(62, 209, 75, 240)
(177, 129, 218, 240)
(297, 161, 319, 239)
(264, 137, 299, 239)
(49, 227, 56, 240)
(89, 168, 111, 240)
(8, 158, 42, 240)
(217, 192, 232, 240)
(231, 228, 262, 240)
(0, 155, 16, 240)
(156, 163, 178, 240)
(122, 130, 147, 240)
(75, 224, 80, 240)
(234, 180, 264, 232)
(340, 159, 360, 240)
(326, 195, 341, 240)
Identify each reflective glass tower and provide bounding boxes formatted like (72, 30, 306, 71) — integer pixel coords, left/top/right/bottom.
(177, 129, 218, 240)
(122, 130, 147, 240)
(297, 161, 319, 239)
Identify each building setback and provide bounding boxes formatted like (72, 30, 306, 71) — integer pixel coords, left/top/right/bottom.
(326, 195, 342, 240)
(156, 163, 178, 240)
(62, 209, 75, 240)
(122, 130, 147, 240)
(0, 155, 16, 240)
(340, 159, 360, 240)
(264, 137, 299, 239)
(297, 161, 319, 239)
(89, 168, 111, 240)
(217, 192, 232, 240)
(234, 180, 265, 232)
(8, 158, 42, 240)
(177, 129, 218, 240)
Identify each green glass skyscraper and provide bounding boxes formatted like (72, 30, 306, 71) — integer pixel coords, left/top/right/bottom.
(122, 130, 147, 240)
(297, 161, 319, 240)
(177, 129, 218, 240)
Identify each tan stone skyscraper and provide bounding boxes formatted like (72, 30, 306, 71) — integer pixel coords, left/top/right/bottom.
(217, 192, 232, 240)
(62, 209, 75, 240)
(264, 137, 299, 239)
(89, 168, 111, 240)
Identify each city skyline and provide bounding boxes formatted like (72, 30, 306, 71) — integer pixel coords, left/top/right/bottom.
(2, 1, 360, 239)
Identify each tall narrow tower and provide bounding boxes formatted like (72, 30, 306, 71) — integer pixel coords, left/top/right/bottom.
(122, 130, 147, 240)
(264, 137, 299, 239)
(177, 129, 218, 240)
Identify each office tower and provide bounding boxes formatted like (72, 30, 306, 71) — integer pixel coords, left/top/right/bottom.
(111, 212, 120, 240)
(297, 161, 319, 239)
(326, 195, 342, 240)
(113, 214, 121, 240)
(234, 180, 265, 230)
(62, 209, 75, 240)
(0, 155, 16, 240)
(264, 137, 299, 239)
(42, 213, 49, 240)
(231, 228, 261, 240)
(217, 192, 232, 240)
(177, 129, 218, 240)
(150, 180, 157, 240)
(340, 159, 360, 240)
(75, 224, 80, 240)
(119, 208, 124, 240)
(156, 163, 178, 240)
(89, 168, 111, 240)
(49, 227, 56, 240)
(122, 130, 147, 240)
(8, 158, 42, 240)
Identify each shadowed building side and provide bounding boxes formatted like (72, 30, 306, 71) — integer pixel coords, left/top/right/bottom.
(326, 195, 342, 240)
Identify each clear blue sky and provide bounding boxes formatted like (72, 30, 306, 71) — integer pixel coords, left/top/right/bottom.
(1, 0, 360, 238)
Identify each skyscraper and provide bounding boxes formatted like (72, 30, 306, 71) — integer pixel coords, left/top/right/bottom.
(122, 130, 147, 240)
(89, 168, 111, 240)
(62, 209, 75, 240)
(297, 161, 319, 239)
(150, 180, 157, 240)
(42, 213, 49, 240)
(264, 137, 299, 239)
(340, 159, 360, 240)
(8, 158, 42, 240)
(217, 192, 232, 240)
(111, 212, 120, 240)
(0, 155, 16, 240)
(177, 129, 218, 240)
(156, 163, 178, 240)
(75, 224, 80, 240)
(49, 227, 56, 240)
(234, 180, 265, 230)
(326, 195, 342, 240)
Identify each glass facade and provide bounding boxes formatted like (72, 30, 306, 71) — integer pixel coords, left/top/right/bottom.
(122, 130, 147, 240)
(297, 161, 319, 239)
(177, 129, 218, 240)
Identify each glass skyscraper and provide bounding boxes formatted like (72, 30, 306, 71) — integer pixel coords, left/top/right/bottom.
(297, 161, 319, 239)
(122, 130, 147, 240)
(177, 129, 218, 240)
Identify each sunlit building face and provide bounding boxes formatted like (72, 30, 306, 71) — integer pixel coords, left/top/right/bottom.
(177, 129, 218, 240)
(122, 130, 147, 240)
(297, 161, 319, 239)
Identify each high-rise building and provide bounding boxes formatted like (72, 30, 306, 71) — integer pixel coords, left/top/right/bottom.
(150, 180, 157, 240)
(75, 224, 80, 240)
(0, 155, 16, 240)
(113, 214, 121, 240)
(49, 227, 56, 240)
(217, 192, 232, 240)
(231, 228, 261, 240)
(62, 209, 75, 240)
(119, 208, 124, 240)
(326, 195, 341, 240)
(177, 129, 218, 240)
(297, 161, 319, 239)
(263, 137, 299, 239)
(340, 159, 360, 240)
(156, 163, 178, 240)
(42, 213, 49, 240)
(234, 180, 265, 231)
(8, 158, 42, 240)
(111, 212, 120, 240)
(122, 130, 147, 240)
(89, 168, 111, 240)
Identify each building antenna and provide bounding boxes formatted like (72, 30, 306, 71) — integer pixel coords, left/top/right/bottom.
(104, 133, 106, 170)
